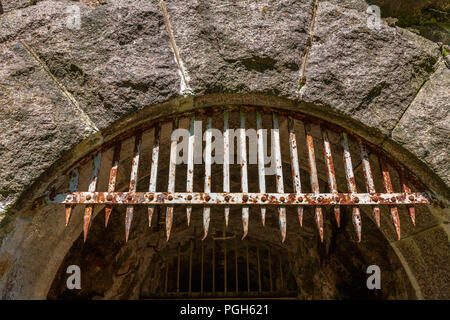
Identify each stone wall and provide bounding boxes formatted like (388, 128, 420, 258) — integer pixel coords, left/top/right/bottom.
(0, 0, 448, 299)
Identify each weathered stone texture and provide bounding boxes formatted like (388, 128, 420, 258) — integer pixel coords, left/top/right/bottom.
(391, 60, 450, 186)
(300, 1, 441, 135)
(164, 0, 314, 99)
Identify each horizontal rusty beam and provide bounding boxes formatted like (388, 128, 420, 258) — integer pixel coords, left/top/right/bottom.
(48, 191, 430, 206)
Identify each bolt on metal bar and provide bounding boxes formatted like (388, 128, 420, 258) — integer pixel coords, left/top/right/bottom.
(257, 246, 262, 293)
(166, 118, 179, 241)
(186, 115, 195, 226)
(148, 124, 161, 227)
(256, 110, 267, 226)
(105, 144, 121, 228)
(321, 127, 341, 227)
(359, 140, 381, 227)
(288, 116, 304, 227)
(304, 123, 324, 241)
(240, 110, 249, 239)
(83, 152, 102, 242)
(342, 133, 362, 242)
(399, 170, 416, 226)
(223, 110, 230, 226)
(272, 113, 287, 242)
(125, 133, 142, 242)
(65, 167, 80, 226)
(177, 242, 180, 293)
(379, 156, 401, 240)
(246, 242, 250, 293)
(203, 117, 212, 240)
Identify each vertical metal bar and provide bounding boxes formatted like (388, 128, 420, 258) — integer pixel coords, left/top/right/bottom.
(212, 240, 215, 294)
(279, 255, 284, 290)
(83, 152, 102, 242)
(65, 167, 80, 226)
(399, 170, 416, 226)
(125, 133, 142, 242)
(186, 115, 195, 226)
(359, 141, 381, 227)
(341, 132, 362, 242)
(201, 239, 204, 294)
(288, 116, 304, 227)
(240, 110, 249, 239)
(166, 118, 178, 241)
(256, 110, 266, 226)
(304, 123, 324, 241)
(235, 237, 238, 293)
(223, 110, 230, 226)
(189, 239, 193, 294)
(321, 128, 341, 227)
(268, 247, 273, 293)
(246, 242, 250, 293)
(203, 117, 212, 240)
(257, 246, 261, 293)
(105, 144, 121, 228)
(148, 123, 161, 227)
(379, 156, 401, 240)
(272, 113, 287, 242)
(177, 242, 180, 293)
(164, 260, 168, 294)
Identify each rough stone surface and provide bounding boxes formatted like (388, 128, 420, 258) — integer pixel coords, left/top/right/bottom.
(391, 60, 450, 186)
(301, 1, 441, 135)
(164, 0, 314, 99)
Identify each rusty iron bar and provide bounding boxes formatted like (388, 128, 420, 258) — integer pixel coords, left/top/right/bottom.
(246, 242, 250, 293)
(125, 133, 142, 242)
(166, 118, 179, 241)
(54, 191, 429, 206)
(83, 152, 102, 242)
(148, 124, 161, 227)
(399, 169, 416, 227)
(273, 113, 287, 242)
(105, 144, 121, 228)
(359, 140, 381, 227)
(240, 110, 249, 239)
(257, 246, 262, 293)
(223, 110, 230, 226)
(65, 167, 80, 226)
(304, 123, 324, 241)
(203, 117, 212, 240)
(321, 127, 341, 227)
(288, 116, 304, 228)
(186, 115, 195, 226)
(256, 110, 266, 226)
(268, 247, 273, 293)
(379, 156, 401, 240)
(341, 132, 362, 242)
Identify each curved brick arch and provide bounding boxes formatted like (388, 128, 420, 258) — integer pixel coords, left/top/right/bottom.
(0, 0, 448, 299)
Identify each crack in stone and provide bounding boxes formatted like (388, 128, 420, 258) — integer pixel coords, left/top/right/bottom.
(19, 40, 99, 133)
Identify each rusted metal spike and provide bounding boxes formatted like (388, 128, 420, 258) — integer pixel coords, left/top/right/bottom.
(125, 133, 142, 242)
(342, 133, 362, 242)
(359, 140, 381, 227)
(203, 117, 212, 240)
(379, 156, 401, 240)
(65, 167, 80, 226)
(304, 122, 324, 241)
(148, 123, 161, 228)
(288, 117, 304, 228)
(399, 170, 416, 227)
(321, 127, 340, 227)
(273, 113, 286, 242)
(186, 115, 195, 226)
(223, 110, 230, 227)
(166, 119, 178, 241)
(256, 111, 267, 226)
(105, 143, 121, 228)
(240, 110, 249, 239)
(83, 152, 102, 242)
